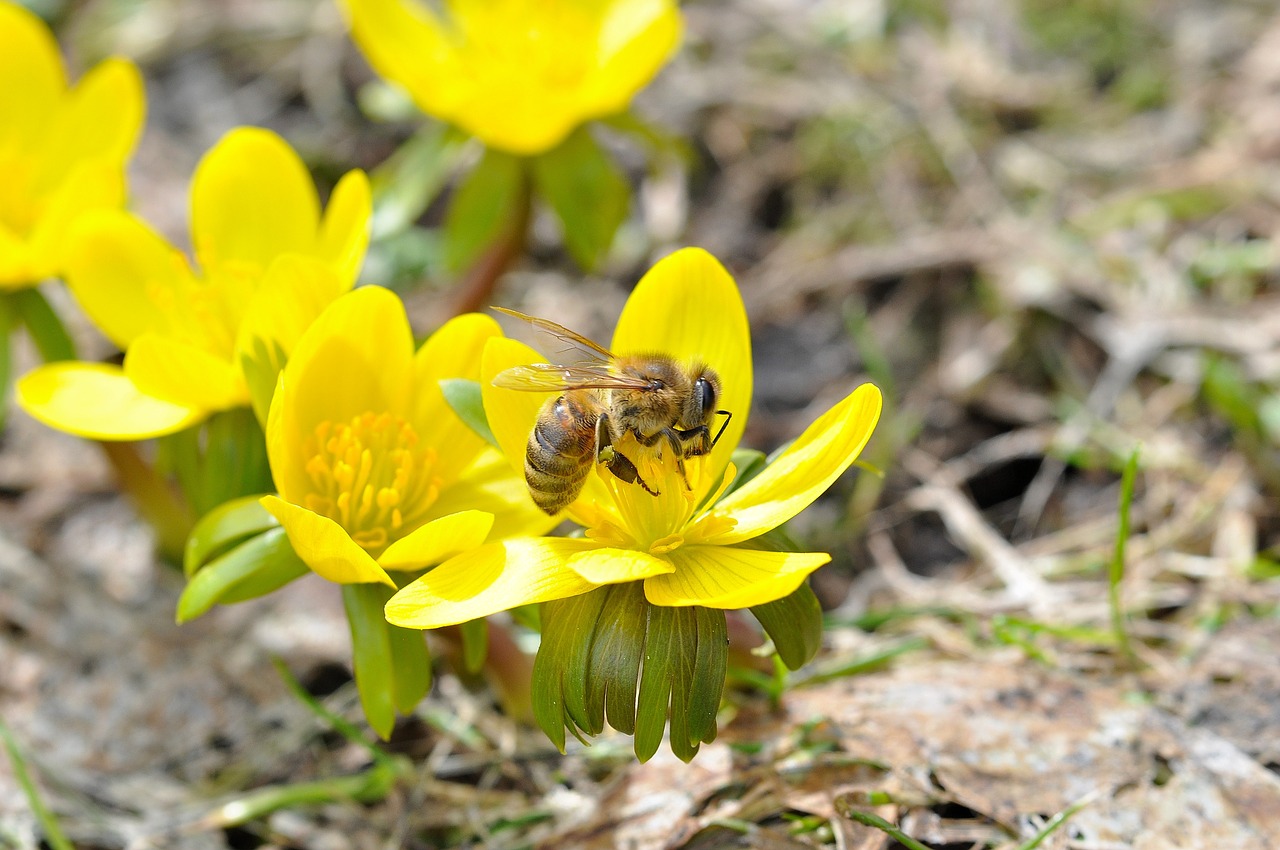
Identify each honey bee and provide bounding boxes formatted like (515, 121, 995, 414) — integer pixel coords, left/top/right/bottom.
(491, 308, 732, 515)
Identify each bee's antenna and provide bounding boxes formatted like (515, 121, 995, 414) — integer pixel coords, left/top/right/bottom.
(711, 410, 732, 447)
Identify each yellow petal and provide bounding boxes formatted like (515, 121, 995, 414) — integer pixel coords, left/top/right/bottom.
(27, 161, 127, 284)
(704, 383, 882, 546)
(38, 57, 144, 185)
(234, 254, 353, 367)
(123, 334, 245, 411)
(0, 3, 65, 151)
(481, 335, 554, 479)
(412, 312, 501, 483)
(430, 449, 560, 540)
(376, 509, 493, 571)
(265, 373, 299, 500)
(261, 495, 395, 586)
(317, 169, 372, 285)
(567, 546, 674, 585)
(270, 286, 415, 504)
(611, 247, 752, 492)
(644, 546, 829, 609)
(190, 127, 320, 275)
(16, 362, 203, 440)
(338, 0, 464, 121)
(0, 224, 34, 288)
(584, 0, 681, 116)
(385, 537, 600, 628)
(63, 210, 191, 350)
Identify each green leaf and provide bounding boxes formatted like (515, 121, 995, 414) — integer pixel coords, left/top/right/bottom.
(161, 409, 273, 522)
(440, 378, 500, 450)
(10, 288, 75, 362)
(534, 585, 727, 762)
(176, 526, 309, 622)
(444, 148, 526, 273)
(687, 607, 727, 746)
(239, 335, 287, 428)
(184, 495, 279, 578)
(532, 588, 609, 752)
(531, 127, 630, 270)
(751, 582, 824, 670)
(588, 584, 647, 736)
(370, 125, 470, 239)
(600, 111, 694, 162)
(343, 583, 398, 740)
(387, 623, 432, 715)
(458, 617, 489, 675)
(634, 603, 675, 762)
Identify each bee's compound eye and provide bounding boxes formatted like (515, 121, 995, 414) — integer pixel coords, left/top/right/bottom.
(695, 375, 717, 417)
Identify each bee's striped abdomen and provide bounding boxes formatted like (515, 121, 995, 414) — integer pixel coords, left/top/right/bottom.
(524, 394, 598, 514)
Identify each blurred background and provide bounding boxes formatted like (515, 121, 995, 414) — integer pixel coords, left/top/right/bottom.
(3, 0, 1280, 847)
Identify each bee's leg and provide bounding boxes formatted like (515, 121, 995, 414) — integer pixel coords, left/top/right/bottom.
(670, 410, 733, 454)
(597, 413, 660, 496)
(672, 424, 712, 455)
(630, 426, 695, 489)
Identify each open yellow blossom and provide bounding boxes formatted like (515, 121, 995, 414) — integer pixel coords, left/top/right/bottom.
(339, 0, 682, 155)
(16, 127, 371, 439)
(0, 1, 144, 287)
(386, 248, 883, 627)
(261, 286, 556, 588)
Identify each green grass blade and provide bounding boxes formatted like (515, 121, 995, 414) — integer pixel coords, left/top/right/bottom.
(1111, 447, 1140, 664)
(833, 801, 932, 850)
(0, 717, 74, 850)
(1016, 789, 1099, 850)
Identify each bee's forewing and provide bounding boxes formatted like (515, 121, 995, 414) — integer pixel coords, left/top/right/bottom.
(492, 362, 651, 392)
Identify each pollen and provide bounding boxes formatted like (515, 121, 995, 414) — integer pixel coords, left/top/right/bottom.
(302, 412, 441, 553)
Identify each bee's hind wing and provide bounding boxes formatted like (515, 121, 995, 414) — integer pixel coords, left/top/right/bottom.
(492, 307, 617, 363)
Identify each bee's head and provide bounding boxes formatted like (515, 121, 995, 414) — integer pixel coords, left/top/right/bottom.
(683, 365, 721, 429)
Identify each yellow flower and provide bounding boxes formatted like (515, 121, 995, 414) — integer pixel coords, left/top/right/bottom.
(0, 1, 144, 288)
(16, 127, 371, 439)
(386, 248, 882, 627)
(261, 286, 556, 588)
(339, 0, 681, 155)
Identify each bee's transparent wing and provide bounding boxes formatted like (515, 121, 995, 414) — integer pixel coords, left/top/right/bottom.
(492, 307, 616, 364)
(492, 362, 652, 392)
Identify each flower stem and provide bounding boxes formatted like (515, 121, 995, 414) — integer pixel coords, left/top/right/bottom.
(447, 165, 532, 318)
(97, 441, 194, 564)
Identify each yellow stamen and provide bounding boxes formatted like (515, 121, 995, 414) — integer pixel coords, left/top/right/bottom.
(302, 412, 441, 554)
(587, 437, 727, 553)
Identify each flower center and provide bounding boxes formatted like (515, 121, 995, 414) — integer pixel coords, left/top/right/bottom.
(302, 412, 440, 553)
(586, 437, 727, 554)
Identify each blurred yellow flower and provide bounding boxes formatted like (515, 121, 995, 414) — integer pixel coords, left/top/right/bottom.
(386, 248, 883, 627)
(16, 127, 371, 439)
(339, 0, 682, 155)
(0, 1, 144, 288)
(260, 286, 555, 587)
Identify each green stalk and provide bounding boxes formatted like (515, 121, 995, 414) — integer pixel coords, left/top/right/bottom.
(1110, 448, 1140, 665)
(0, 717, 74, 850)
(1016, 790, 1099, 850)
(97, 441, 194, 564)
(447, 164, 532, 318)
(833, 802, 932, 850)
